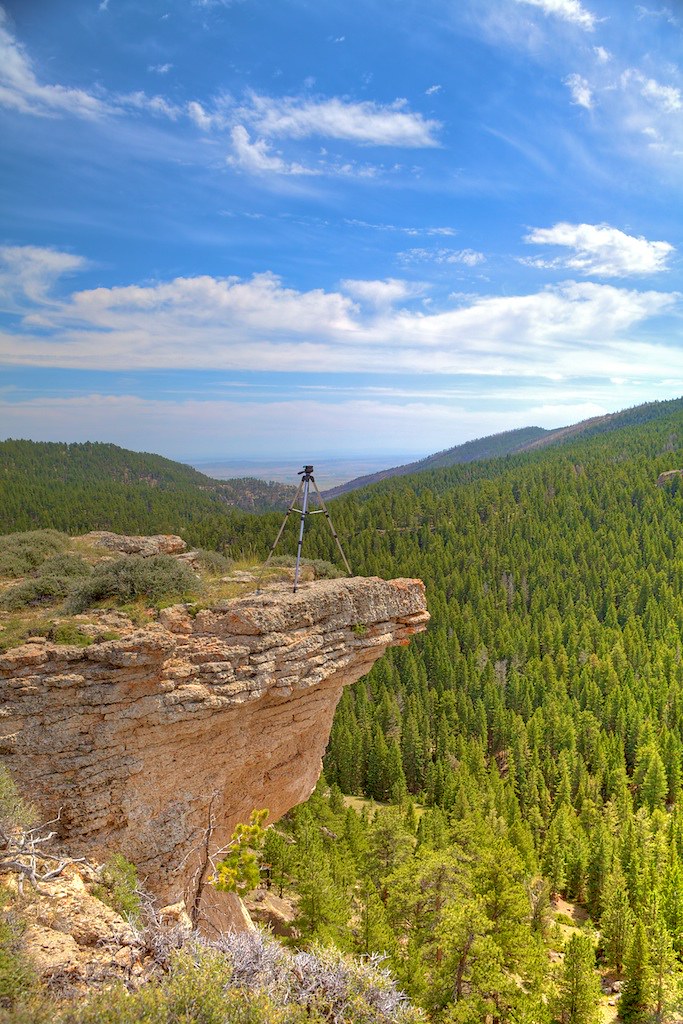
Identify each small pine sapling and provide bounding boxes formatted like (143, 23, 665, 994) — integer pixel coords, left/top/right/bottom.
(213, 809, 269, 896)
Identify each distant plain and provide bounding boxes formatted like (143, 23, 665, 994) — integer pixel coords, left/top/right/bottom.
(189, 456, 416, 490)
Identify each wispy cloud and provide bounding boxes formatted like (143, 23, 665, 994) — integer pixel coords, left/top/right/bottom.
(0, 9, 108, 119)
(565, 73, 592, 109)
(346, 220, 457, 236)
(524, 222, 675, 276)
(425, 84, 442, 96)
(399, 248, 486, 267)
(0, 12, 439, 179)
(0, 245, 87, 308)
(239, 93, 441, 147)
(626, 70, 682, 113)
(514, 0, 596, 30)
(636, 5, 680, 27)
(227, 125, 319, 176)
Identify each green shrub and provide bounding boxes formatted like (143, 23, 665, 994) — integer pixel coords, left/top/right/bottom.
(67, 556, 199, 613)
(92, 854, 141, 924)
(50, 623, 93, 647)
(0, 531, 71, 579)
(0, 907, 38, 1011)
(0, 767, 35, 835)
(0, 917, 37, 1011)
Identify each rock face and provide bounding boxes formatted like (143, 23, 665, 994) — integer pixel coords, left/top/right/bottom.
(2, 864, 151, 991)
(657, 469, 683, 486)
(80, 531, 188, 556)
(0, 577, 428, 928)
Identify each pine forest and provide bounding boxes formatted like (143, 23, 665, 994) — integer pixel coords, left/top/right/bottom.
(5, 401, 683, 1020)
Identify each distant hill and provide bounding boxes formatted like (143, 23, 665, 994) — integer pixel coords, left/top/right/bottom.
(0, 440, 297, 550)
(324, 397, 683, 497)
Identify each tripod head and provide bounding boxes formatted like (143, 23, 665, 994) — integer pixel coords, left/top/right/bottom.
(298, 465, 314, 479)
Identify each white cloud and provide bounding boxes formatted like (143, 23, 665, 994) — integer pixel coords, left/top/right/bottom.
(621, 69, 682, 114)
(425, 84, 442, 96)
(594, 45, 610, 63)
(565, 73, 593, 109)
(524, 222, 675, 276)
(241, 93, 441, 147)
(640, 76, 682, 113)
(149, 63, 173, 74)
(227, 125, 319, 175)
(340, 279, 425, 307)
(400, 248, 486, 266)
(0, 247, 678, 386)
(187, 100, 213, 130)
(515, 0, 596, 30)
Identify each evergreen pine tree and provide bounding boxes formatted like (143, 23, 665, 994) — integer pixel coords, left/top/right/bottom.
(601, 863, 634, 975)
(554, 933, 601, 1024)
(620, 920, 653, 1023)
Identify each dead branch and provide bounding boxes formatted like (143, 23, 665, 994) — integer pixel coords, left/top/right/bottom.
(0, 808, 89, 891)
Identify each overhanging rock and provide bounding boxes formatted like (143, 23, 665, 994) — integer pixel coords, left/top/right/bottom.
(0, 577, 428, 927)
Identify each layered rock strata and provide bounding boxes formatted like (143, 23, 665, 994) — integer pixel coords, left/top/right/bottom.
(0, 577, 428, 926)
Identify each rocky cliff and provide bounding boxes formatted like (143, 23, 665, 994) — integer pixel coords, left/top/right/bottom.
(0, 576, 428, 929)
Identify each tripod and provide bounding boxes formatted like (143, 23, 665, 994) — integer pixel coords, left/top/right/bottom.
(260, 465, 351, 593)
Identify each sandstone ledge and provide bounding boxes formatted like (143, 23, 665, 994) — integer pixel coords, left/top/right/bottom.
(0, 577, 428, 924)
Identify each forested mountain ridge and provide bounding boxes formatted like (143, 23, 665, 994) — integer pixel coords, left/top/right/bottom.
(323, 425, 549, 498)
(324, 395, 683, 497)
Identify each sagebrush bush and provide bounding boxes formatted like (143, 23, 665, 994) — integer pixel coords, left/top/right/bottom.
(0, 555, 92, 611)
(67, 556, 199, 612)
(45, 933, 421, 1024)
(269, 556, 343, 580)
(191, 548, 234, 575)
(0, 531, 71, 579)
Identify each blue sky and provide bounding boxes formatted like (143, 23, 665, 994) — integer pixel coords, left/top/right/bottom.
(0, 0, 682, 462)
